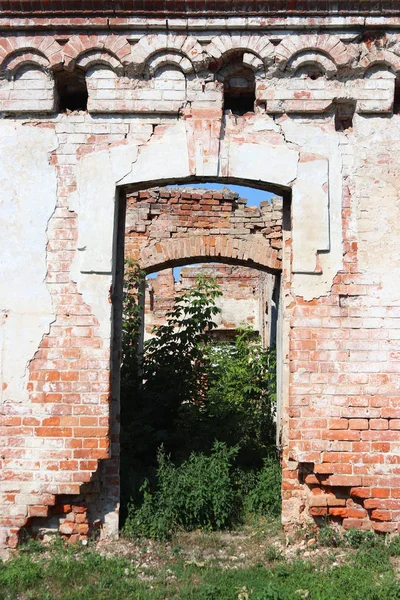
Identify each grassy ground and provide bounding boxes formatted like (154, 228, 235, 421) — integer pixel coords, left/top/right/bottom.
(2, 519, 400, 600)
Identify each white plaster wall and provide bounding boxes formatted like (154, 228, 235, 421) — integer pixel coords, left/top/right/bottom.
(0, 122, 57, 403)
(226, 142, 298, 188)
(213, 297, 260, 330)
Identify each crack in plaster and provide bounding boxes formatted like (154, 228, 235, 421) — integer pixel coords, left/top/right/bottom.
(273, 115, 300, 188)
(24, 140, 63, 391)
(0, 122, 58, 404)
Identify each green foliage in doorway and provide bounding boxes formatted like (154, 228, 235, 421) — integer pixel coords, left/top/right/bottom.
(120, 261, 280, 534)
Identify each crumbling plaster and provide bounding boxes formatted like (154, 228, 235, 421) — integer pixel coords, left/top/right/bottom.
(0, 122, 57, 404)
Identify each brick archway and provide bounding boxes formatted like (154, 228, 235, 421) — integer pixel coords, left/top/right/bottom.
(142, 242, 277, 273)
(125, 187, 283, 275)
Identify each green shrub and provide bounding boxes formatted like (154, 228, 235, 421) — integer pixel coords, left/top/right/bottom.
(125, 446, 282, 540)
(124, 442, 240, 539)
(120, 269, 280, 531)
(245, 457, 282, 517)
(204, 330, 277, 459)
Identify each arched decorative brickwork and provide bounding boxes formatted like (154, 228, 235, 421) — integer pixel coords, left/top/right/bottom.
(125, 187, 283, 274)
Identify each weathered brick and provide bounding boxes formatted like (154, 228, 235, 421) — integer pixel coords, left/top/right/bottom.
(2, 20, 400, 551)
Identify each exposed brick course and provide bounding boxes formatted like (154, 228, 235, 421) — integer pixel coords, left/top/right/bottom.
(125, 187, 283, 273)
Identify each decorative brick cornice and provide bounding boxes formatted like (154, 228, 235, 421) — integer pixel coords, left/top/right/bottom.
(1, 0, 400, 16)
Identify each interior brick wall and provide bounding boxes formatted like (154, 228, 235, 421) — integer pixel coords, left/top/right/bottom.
(143, 264, 275, 344)
(125, 187, 283, 273)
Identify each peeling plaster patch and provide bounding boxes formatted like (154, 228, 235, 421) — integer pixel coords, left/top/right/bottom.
(291, 157, 329, 273)
(226, 142, 298, 187)
(281, 119, 343, 299)
(0, 122, 57, 403)
(69, 149, 117, 340)
(213, 297, 259, 328)
(70, 123, 190, 341)
(71, 149, 118, 275)
(119, 121, 191, 185)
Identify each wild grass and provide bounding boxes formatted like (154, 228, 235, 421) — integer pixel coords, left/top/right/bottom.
(3, 526, 400, 600)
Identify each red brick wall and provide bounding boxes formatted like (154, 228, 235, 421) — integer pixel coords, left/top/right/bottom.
(2, 17, 400, 552)
(125, 187, 283, 274)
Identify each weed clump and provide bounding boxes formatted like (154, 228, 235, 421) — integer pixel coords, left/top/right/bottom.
(125, 443, 239, 539)
(124, 443, 282, 540)
(244, 458, 282, 518)
(343, 528, 379, 549)
(318, 525, 341, 548)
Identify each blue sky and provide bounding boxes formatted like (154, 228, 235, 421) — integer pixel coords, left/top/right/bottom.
(176, 183, 273, 207)
(147, 183, 274, 280)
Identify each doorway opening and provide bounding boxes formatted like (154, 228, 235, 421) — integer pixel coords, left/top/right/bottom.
(116, 182, 284, 536)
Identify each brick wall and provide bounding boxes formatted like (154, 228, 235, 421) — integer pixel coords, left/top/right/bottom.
(2, 12, 400, 552)
(125, 187, 283, 274)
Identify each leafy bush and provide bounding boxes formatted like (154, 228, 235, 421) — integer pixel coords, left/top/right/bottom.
(204, 330, 277, 459)
(120, 267, 280, 532)
(141, 275, 222, 407)
(124, 442, 240, 540)
(245, 457, 282, 517)
(125, 444, 282, 540)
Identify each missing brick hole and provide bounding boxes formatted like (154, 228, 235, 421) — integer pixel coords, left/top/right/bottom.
(309, 71, 323, 81)
(54, 67, 88, 113)
(298, 461, 315, 484)
(295, 64, 325, 80)
(334, 101, 356, 132)
(223, 65, 256, 116)
(339, 294, 363, 308)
